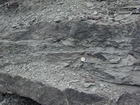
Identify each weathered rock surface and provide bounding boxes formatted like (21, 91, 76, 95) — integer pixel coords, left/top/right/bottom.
(0, 93, 4, 102)
(0, 18, 140, 105)
(0, 93, 41, 105)
(0, 0, 140, 105)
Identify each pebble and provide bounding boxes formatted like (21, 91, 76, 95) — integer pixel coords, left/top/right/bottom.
(115, 15, 124, 21)
(108, 57, 121, 64)
(81, 57, 86, 62)
(68, 16, 74, 21)
(12, 23, 18, 28)
(85, 2, 93, 8)
(61, 39, 74, 46)
(91, 87, 97, 92)
(93, 11, 98, 15)
(124, 14, 131, 18)
(85, 78, 95, 83)
(86, 20, 98, 24)
(54, 16, 63, 23)
(57, 2, 63, 5)
(99, 83, 105, 87)
(87, 15, 102, 20)
(83, 83, 96, 88)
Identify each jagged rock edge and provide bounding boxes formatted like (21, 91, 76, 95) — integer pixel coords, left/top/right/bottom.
(0, 73, 110, 105)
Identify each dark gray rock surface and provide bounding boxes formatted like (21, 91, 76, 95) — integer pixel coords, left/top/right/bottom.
(0, 0, 140, 105)
(0, 19, 140, 105)
(0, 93, 4, 102)
(0, 93, 41, 105)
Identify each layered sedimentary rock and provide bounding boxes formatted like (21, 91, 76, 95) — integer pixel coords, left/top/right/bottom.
(0, 18, 140, 104)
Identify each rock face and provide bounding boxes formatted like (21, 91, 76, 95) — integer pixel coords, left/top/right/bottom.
(0, 19, 140, 105)
(0, 93, 41, 105)
(0, 0, 140, 105)
(0, 93, 4, 102)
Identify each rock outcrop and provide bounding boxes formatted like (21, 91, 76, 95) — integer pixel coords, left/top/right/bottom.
(0, 19, 140, 104)
(0, 0, 140, 104)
